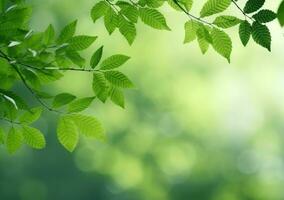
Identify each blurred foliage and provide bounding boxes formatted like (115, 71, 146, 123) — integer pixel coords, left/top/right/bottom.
(0, 0, 284, 200)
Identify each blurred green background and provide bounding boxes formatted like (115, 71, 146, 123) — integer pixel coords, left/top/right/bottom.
(1, 0, 284, 199)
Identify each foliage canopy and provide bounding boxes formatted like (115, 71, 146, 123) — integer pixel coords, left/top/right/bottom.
(0, 0, 283, 153)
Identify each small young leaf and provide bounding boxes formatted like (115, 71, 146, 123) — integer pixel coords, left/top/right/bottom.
(52, 93, 76, 108)
(22, 126, 46, 149)
(90, 46, 104, 69)
(100, 55, 130, 70)
(57, 116, 79, 152)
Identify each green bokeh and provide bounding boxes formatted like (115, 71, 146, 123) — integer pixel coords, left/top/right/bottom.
(1, 0, 284, 199)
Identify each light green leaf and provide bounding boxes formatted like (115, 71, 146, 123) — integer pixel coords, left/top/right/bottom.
(211, 28, 232, 63)
(22, 126, 46, 149)
(67, 114, 106, 140)
(104, 7, 118, 34)
(93, 72, 109, 102)
(184, 20, 201, 44)
(57, 20, 77, 44)
(118, 16, 136, 45)
(213, 15, 242, 28)
(43, 24, 55, 45)
(68, 97, 95, 113)
(67, 36, 97, 51)
(19, 107, 42, 124)
(90, 46, 104, 69)
(57, 116, 79, 152)
(197, 28, 210, 54)
(100, 55, 130, 70)
(104, 71, 134, 88)
(110, 86, 125, 108)
(91, 1, 109, 23)
(200, 0, 231, 17)
(52, 93, 76, 108)
(6, 127, 23, 154)
(118, 3, 139, 23)
(139, 8, 170, 30)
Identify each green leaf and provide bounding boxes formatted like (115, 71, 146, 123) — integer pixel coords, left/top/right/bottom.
(57, 20, 77, 44)
(211, 28, 232, 63)
(104, 7, 119, 34)
(90, 46, 104, 69)
(100, 55, 130, 70)
(118, 3, 139, 23)
(244, 0, 265, 14)
(57, 116, 79, 152)
(68, 97, 95, 113)
(43, 24, 55, 45)
(200, 0, 231, 17)
(19, 107, 42, 124)
(213, 15, 242, 28)
(139, 8, 170, 30)
(67, 36, 97, 51)
(251, 21, 271, 51)
(6, 127, 23, 154)
(110, 86, 125, 108)
(278, 0, 284, 26)
(184, 20, 201, 44)
(67, 114, 105, 140)
(22, 126, 46, 149)
(168, 0, 193, 11)
(52, 93, 76, 108)
(91, 1, 109, 23)
(0, 128, 5, 145)
(66, 50, 85, 67)
(93, 72, 109, 102)
(196, 28, 210, 54)
(104, 71, 134, 88)
(118, 16, 136, 45)
(239, 20, 251, 46)
(253, 9, 277, 23)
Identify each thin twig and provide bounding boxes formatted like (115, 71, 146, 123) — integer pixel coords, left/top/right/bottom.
(231, 0, 254, 21)
(0, 50, 61, 113)
(172, 0, 214, 27)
